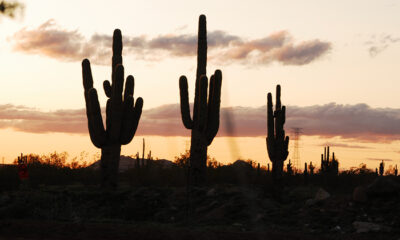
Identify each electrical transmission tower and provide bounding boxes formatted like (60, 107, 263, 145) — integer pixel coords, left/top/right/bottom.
(291, 127, 303, 171)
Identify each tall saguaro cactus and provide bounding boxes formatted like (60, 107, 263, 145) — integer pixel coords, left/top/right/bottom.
(267, 85, 289, 179)
(179, 15, 222, 185)
(82, 29, 143, 189)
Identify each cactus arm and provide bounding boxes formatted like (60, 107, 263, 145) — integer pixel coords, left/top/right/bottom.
(87, 88, 107, 147)
(267, 92, 274, 140)
(284, 135, 289, 158)
(120, 96, 143, 145)
(266, 92, 275, 159)
(275, 84, 281, 111)
(123, 75, 134, 99)
(103, 80, 112, 97)
(120, 75, 143, 144)
(206, 70, 222, 145)
(109, 64, 124, 142)
(82, 59, 106, 148)
(198, 75, 208, 131)
(82, 59, 94, 90)
(179, 76, 193, 129)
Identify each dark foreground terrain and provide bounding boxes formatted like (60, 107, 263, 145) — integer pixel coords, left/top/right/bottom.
(0, 161, 399, 239)
(0, 178, 399, 239)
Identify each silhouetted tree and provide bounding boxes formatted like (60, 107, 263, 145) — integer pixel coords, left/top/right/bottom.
(82, 29, 143, 189)
(179, 15, 222, 185)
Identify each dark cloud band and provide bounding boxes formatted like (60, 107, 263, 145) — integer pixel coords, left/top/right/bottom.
(1, 103, 400, 142)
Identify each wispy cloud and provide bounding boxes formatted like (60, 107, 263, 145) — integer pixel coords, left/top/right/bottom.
(365, 34, 400, 57)
(1, 103, 400, 142)
(11, 19, 331, 66)
(367, 158, 392, 162)
(318, 142, 372, 149)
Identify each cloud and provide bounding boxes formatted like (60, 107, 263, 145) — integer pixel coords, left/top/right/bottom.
(367, 158, 392, 162)
(317, 142, 372, 149)
(0, 104, 87, 133)
(11, 20, 331, 66)
(365, 34, 400, 57)
(1, 103, 400, 143)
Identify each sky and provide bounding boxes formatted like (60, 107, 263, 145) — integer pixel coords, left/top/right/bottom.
(0, 0, 400, 170)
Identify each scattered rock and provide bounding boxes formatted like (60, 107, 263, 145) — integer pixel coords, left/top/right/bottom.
(305, 188, 330, 206)
(331, 225, 341, 232)
(353, 221, 391, 233)
(206, 188, 216, 197)
(314, 188, 330, 201)
(353, 186, 367, 203)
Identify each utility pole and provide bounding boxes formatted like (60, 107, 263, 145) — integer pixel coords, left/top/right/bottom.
(291, 127, 303, 171)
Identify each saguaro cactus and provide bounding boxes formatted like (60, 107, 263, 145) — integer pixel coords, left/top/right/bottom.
(82, 29, 143, 189)
(266, 85, 289, 179)
(179, 15, 222, 185)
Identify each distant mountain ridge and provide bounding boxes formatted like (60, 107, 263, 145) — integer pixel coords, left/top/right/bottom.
(89, 155, 175, 172)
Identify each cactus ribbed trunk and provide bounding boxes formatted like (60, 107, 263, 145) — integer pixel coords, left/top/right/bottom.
(100, 145, 121, 188)
(189, 131, 208, 184)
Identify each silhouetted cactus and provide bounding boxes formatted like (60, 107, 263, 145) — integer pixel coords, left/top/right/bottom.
(82, 29, 143, 189)
(379, 160, 384, 176)
(286, 159, 293, 175)
(320, 146, 339, 175)
(179, 15, 222, 185)
(309, 161, 315, 175)
(303, 162, 309, 184)
(395, 165, 398, 176)
(267, 85, 289, 179)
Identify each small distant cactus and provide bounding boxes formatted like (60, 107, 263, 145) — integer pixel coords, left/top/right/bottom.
(379, 160, 384, 176)
(179, 15, 222, 185)
(304, 162, 308, 176)
(320, 146, 339, 175)
(266, 85, 289, 179)
(309, 161, 315, 175)
(286, 159, 293, 175)
(82, 29, 143, 189)
(303, 162, 308, 184)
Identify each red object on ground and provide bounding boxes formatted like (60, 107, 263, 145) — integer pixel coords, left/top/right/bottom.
(18, 164, 29, 180)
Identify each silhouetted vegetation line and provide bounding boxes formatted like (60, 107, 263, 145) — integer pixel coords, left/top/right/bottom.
(82, 29, 143, 189)
(266, 85, 289, 180)
(179, 15, 222, 185)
